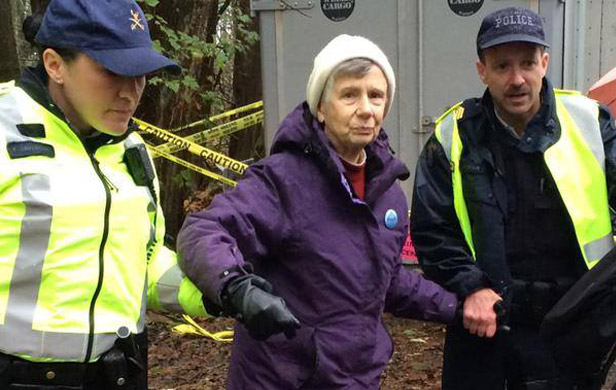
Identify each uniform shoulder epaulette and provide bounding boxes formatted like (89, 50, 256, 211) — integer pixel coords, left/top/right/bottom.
(458, 98, 483, 121)
(436, 101, 464, 124)
(436, 98, 484, 125)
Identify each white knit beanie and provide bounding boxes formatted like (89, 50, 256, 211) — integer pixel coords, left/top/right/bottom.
(306, 34, 396, 117)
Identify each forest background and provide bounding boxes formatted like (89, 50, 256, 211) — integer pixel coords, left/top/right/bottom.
(1, 0, 264, 242)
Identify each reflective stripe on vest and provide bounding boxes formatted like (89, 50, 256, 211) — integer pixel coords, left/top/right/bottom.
(154, 252, 184, 314)
(435, 91, 614, 269)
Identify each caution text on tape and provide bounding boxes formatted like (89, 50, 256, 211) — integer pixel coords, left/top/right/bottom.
(134, 118, 248, 176)
(146, 143, 238, 187)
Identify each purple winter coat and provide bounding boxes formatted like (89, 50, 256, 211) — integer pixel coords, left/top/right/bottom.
(177, 103, 457, 389)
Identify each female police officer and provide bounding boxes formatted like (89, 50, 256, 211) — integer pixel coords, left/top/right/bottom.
(0, 1, 206, 389)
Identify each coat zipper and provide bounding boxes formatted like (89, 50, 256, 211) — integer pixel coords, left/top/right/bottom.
(83, 154, 112, 363)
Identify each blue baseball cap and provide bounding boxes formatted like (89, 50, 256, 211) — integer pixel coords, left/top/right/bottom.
(477, 7, 549, 54)
(35, 0, 181, 77)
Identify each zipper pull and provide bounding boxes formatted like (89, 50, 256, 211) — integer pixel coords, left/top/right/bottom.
(101, 172, 118, 193)
(92, 157, 118, 193)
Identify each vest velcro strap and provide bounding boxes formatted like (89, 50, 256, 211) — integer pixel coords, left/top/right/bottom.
(16, 124, 46, 138)
(7, 141, 55, 159)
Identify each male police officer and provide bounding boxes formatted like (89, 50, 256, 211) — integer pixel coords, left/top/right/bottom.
(411, 6, 616, 390)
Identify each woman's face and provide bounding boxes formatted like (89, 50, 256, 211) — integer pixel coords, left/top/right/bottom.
(317, 65, 388, 162)
(46, 51, 146, 136)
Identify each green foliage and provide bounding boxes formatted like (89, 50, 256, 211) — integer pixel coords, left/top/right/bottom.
(135, 0, 261, 192)
(172, 168, 198, 191)
(139, 0, 159, 6)
(137, 0, 259, 112)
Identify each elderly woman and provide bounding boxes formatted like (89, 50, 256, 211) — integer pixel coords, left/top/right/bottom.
(178, 34, 457, 389)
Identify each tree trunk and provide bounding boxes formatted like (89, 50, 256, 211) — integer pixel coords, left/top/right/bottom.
(230, 0, 264, 162)
(0, 0, 36, 82)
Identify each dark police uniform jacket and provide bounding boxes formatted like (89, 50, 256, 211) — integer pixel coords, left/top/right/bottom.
(411, 78, 616, 311)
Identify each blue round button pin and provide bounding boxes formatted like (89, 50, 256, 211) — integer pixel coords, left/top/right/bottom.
(384, 209, 398, 229)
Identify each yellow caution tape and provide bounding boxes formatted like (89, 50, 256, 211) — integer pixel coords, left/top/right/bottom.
(134, 118, 248, 176)
(172, 101, 263, 132)
(146, 143, 238, 187)
(195, 110, 262, 141)
(172, 314, 234, 343)
(154, 111, 263, 157)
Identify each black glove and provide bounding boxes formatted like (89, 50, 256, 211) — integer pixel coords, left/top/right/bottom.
(222, 274, 300, 340)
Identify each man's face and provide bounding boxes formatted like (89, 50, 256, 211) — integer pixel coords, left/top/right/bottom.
(476, 42, 549, 129)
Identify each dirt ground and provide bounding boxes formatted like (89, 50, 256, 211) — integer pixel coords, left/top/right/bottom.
(147, 312, 446, 390)
(148, 311, 616, 390)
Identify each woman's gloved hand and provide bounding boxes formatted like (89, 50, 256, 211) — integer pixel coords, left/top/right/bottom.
(222, 274, 300, 340)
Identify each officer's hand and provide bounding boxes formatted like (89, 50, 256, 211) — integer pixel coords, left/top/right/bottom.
(223, 274, 301, 341)
(462, 288, 501, 338)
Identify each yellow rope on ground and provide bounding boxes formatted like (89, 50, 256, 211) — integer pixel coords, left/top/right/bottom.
(172, 314, 234, 343)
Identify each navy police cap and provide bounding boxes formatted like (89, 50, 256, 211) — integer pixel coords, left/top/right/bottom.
(477, 7, 549, 54)
(35, 0, 181, 77)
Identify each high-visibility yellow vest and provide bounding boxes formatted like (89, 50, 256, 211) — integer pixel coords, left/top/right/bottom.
(0, 82, 206, 363)
(434, 89, 614, 270)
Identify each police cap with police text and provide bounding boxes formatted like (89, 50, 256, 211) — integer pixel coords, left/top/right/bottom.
(476, 7, 549, 54)
(35, 0, 181, 77)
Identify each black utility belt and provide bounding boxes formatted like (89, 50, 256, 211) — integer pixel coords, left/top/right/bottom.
(0, 331, 145, 390)
(0, 353, 102, 389)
